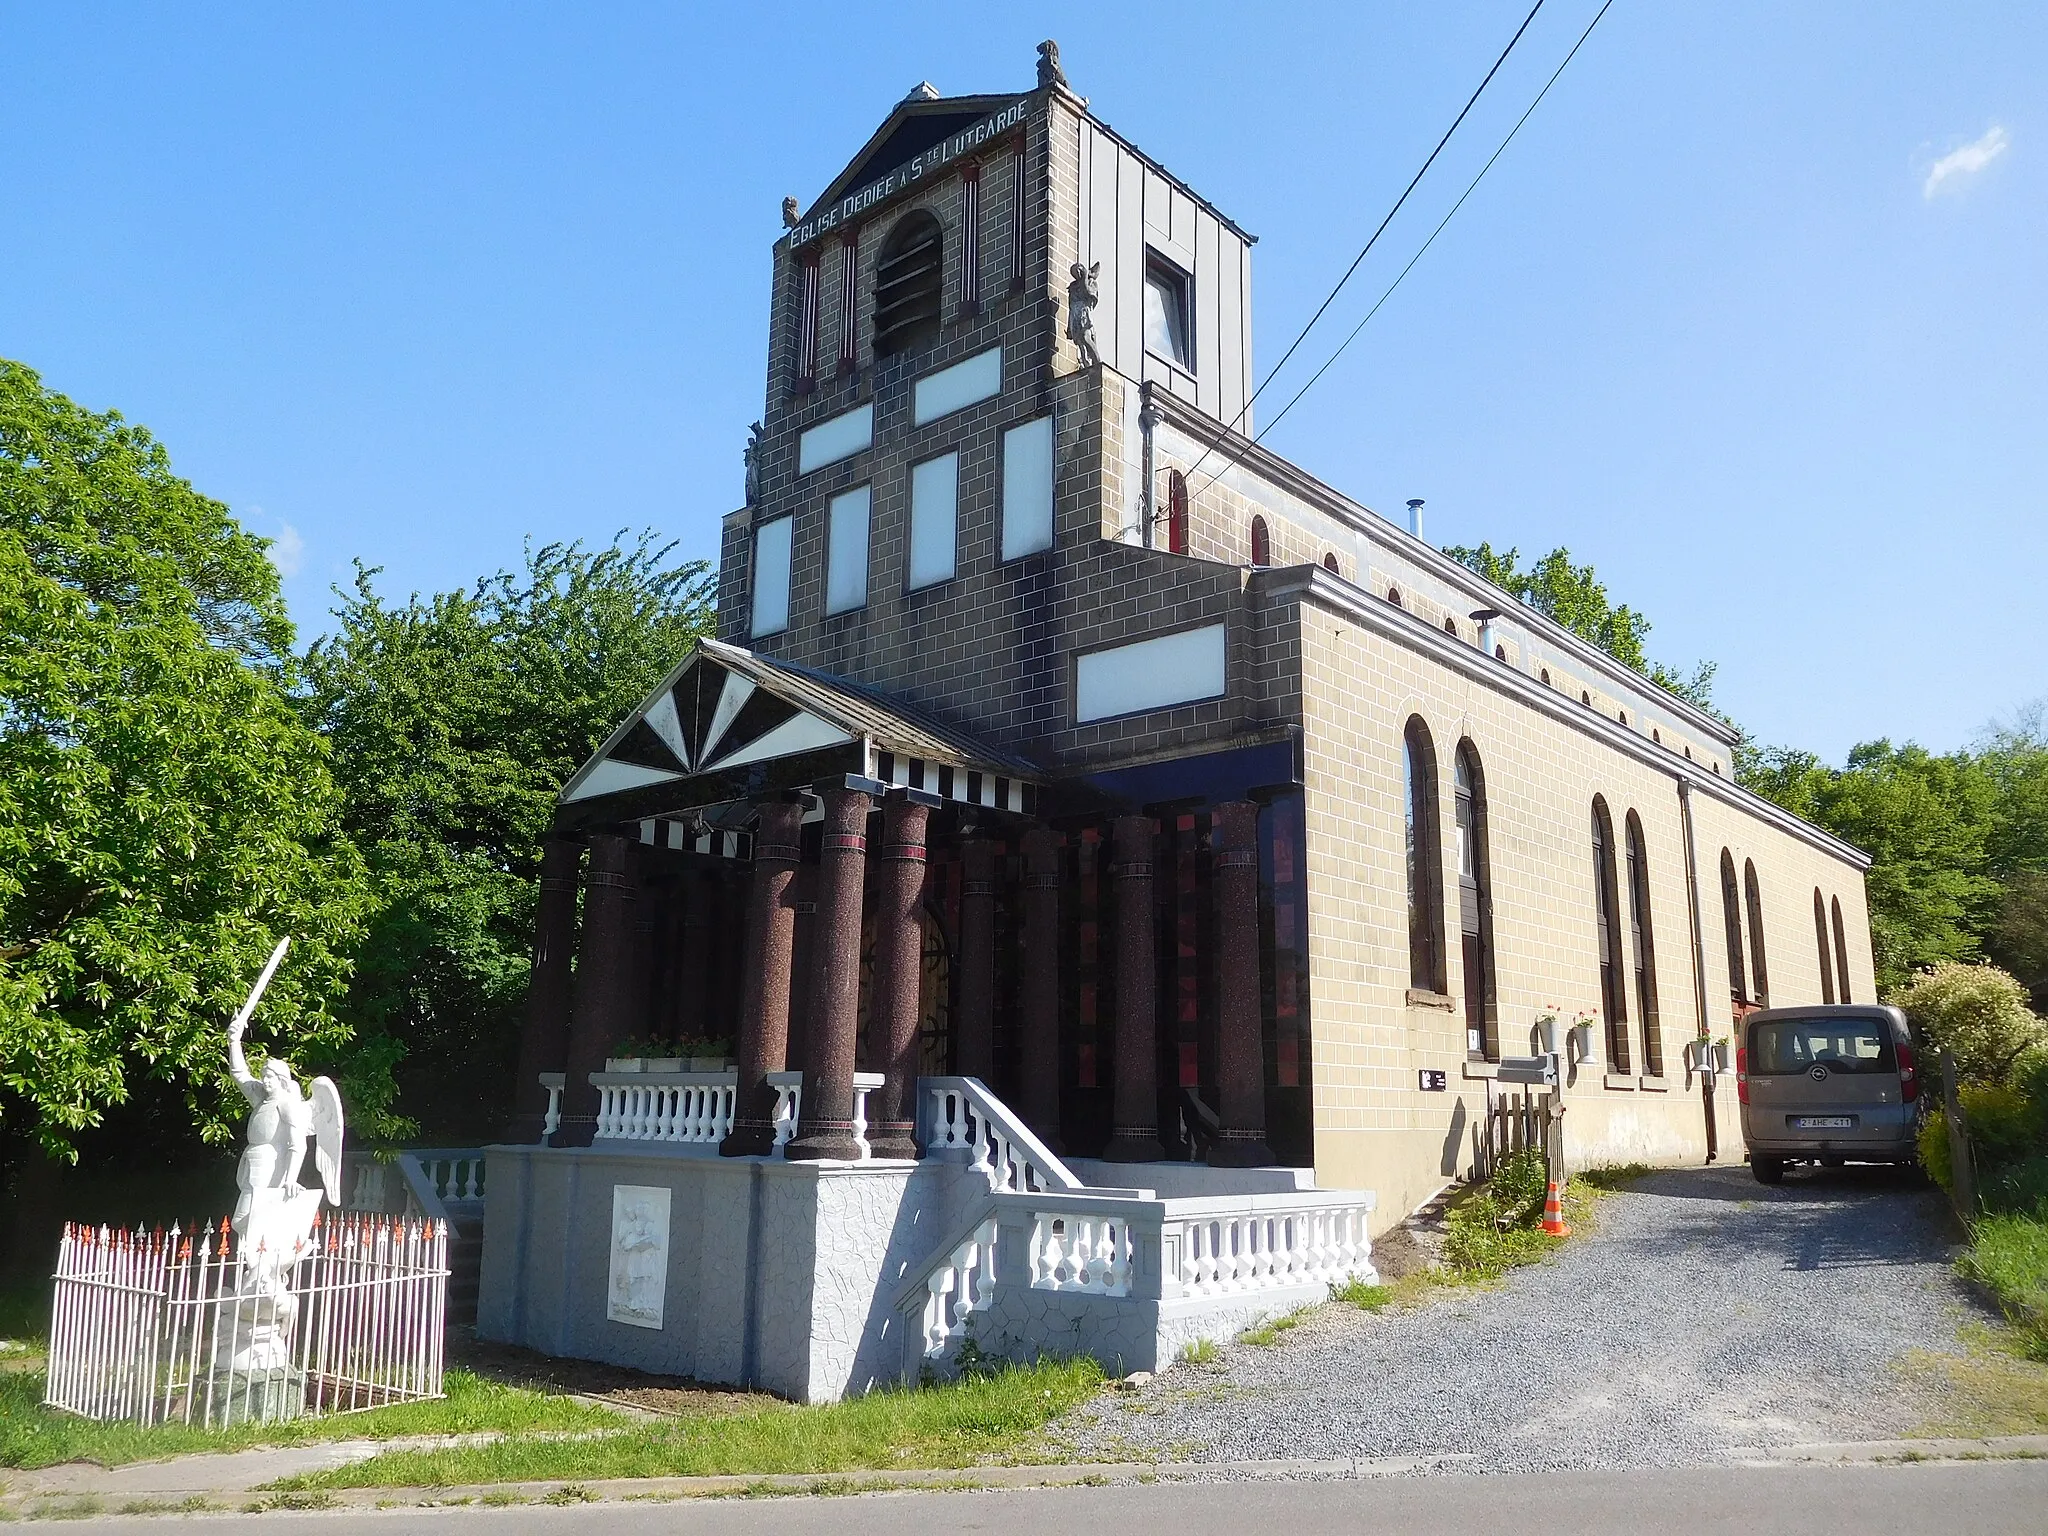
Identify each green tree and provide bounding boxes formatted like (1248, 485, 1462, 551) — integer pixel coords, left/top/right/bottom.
(1444, 541, 1720, 710)
(1892, 962, 2047, 1085)
(301, 537, 714, 1138)
(0, 359, 379, 1162)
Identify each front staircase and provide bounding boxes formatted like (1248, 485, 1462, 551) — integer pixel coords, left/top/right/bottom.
(345, 1149, 487, 1325)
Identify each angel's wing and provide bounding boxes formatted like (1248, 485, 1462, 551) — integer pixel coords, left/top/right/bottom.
(311, 1076, 346, 1206)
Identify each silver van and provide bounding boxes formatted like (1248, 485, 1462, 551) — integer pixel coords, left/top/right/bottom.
(1738, 1004, 1921, 1184)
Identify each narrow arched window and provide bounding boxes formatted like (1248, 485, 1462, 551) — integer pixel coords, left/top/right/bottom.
(1831, 896, 1852, 1004)
(1720, 850, 1747, 1009)
(1625, 811, 1662, 1076)
(1744, 859, 1770, 1006)
(1249, 515, 1270, 567)
(873, 210, 944, 357)
(1455, 743, 1497, 1060)
(1404, 717, 1446, 995)
(1165, 469, 1189, 554)
(1323, 552, 1341, 574)
(1813, 890, 1836, 1005)
(1443, 616, 1458, 637)
(1386, 585, 1402, 607)
(1593, 798, 1630, 1072)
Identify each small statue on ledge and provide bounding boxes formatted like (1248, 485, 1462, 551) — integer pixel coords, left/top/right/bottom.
(1066, 261, 1100, 368)
(744, 421, 763, 506)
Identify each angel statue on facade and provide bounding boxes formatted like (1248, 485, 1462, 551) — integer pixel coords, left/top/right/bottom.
(1066, 261, 1100, 369)
(215, 936, 344, 1401)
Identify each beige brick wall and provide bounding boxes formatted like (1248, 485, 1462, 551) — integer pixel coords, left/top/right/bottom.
(1287, 595, 1872, 1229)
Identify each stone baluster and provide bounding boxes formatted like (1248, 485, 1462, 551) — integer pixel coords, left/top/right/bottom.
(560, 833, 634, 1146)
(722, 801, 804, 1157)
(866, 792, 936, 1160)
(1103, 815, 1165, 1162)
(509, 838, 582, 1142)
(786, 783, 874, 1162)
(1020, 828, 1064, 1148)
(1211, 801, 1275, 1167)
(956, 837, 998, 1082)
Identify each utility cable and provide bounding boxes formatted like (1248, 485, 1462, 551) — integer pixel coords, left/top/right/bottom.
(1178, 0, 1548, 486)
(1234, 0, 1616, 463)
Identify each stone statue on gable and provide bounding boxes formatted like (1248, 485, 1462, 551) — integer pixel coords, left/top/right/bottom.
(1037, 39, 1067, 91)
(1066, 262, 1100, 368)
(744, 421, 763, 507)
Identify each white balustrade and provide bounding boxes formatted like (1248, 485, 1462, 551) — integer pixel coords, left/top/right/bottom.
(1029, 1212, 1133, 1295)
(851, 1071, 884, 1159)
(1172, 1200, 1375, 1297)
(920, 1217, 999, 1356)
(538, 1072, 565, 1143)
(920, 1077, 1083, 1192)
(591, 1071, 738, 1146)
(768, 1070, 802, 1148)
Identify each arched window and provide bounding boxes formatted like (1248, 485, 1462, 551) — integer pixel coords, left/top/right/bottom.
(873, 210, 944, 357)
(1813, 890, 1836, 1005)
(1831, 896, 1853, 1004)
(1592, 798, 1630, 1072)
(1720, 850, 1747, 1008)
(1443, 616, 1459, 637)
(1581, 690, 1593, 706)
(1386, 585, 1402, 607)
(1404, 717, 1446, 995)
(1455, 742, 1498, 1060)
(1540, 668, 1552, 686)
(1625, 811, 1663, 1077)
(1494, 643, 1507, 660)
(1744, 859, 1770, 1006)
(1653, 728, 1662, 745)
(1164, 469, 1189, 554)
(1249, 516, 1270, 567)
(1323, 552, 1341, 574)
(1618, 710, 1629, 727)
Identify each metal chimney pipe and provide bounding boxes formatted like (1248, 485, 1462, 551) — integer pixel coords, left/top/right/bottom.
(1406, 498, 1425, 540)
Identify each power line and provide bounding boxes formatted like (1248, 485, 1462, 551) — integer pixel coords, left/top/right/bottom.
(1179, 0, 1549, 487)
(1235, 0, 1617, 461)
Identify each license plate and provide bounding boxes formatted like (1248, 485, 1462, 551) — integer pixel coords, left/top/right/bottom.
(1794, 1116, 1854, 1130)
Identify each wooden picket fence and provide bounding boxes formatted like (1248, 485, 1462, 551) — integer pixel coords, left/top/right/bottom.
(1473, 1087, 1557, 1186)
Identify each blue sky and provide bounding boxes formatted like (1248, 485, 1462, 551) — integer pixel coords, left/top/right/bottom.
(4, 3, 2041, 761)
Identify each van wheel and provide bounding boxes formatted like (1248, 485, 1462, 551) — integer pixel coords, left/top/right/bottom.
(1752, 1157, 1786, 1185)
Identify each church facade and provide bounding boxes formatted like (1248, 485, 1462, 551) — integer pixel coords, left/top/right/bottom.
(506, 46, 1873, 1235)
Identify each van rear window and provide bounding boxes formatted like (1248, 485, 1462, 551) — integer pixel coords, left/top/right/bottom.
(1749, 1018, 1895, 1075)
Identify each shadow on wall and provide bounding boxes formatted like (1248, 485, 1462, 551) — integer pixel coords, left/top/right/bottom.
(1439, 1098, 1469, 1179)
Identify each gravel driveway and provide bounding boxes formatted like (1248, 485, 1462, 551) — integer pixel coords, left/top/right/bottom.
(1060, 1164, 1991, 1474)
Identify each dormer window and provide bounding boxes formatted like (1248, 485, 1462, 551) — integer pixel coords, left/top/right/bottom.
(1143, 251, 1192, 369)
(874, 211, 944, 358)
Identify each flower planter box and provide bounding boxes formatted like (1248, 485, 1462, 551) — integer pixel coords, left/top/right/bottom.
(604, 1057, 644, 1074)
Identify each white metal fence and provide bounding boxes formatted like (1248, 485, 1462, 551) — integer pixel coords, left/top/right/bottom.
(46, 1212, 448, 1426)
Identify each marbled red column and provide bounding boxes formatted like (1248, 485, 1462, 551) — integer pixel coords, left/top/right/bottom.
(786, 786, 872, 1161)
(559, 833, 634, 1146)
(1103, 815, 1164, 1162)
(721, 801, 804, 1157)
(955, 837, 998, 1082)
(1020, 827, 1064, 1149)
(508, 838, 582, 1142)
(1210, 801, 1274, 1167)
(865, 794, 932, 1159)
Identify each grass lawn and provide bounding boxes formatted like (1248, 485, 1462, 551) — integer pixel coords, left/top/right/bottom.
(0, 1367, 620, 1472)
(277, 1358, 1106, 1489)
(1960, 1212, 2048, 1361)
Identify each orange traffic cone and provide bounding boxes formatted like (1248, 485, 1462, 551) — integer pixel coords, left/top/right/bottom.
(1539, 1178, 1570, 1237)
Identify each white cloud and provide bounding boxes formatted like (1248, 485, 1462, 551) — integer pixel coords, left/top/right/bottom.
(266, 521, 305, 580)
(1923, 125, 2009, 198)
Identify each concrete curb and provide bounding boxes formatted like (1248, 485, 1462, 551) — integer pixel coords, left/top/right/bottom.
(1, 1453, 1486, 1514)
(1725, 1435, 2048, 1466)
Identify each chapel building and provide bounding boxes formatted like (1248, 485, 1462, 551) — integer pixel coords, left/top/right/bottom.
(508, 45, 1874, 1233)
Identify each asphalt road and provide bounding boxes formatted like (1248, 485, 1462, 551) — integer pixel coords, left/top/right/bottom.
(45, 1462, 2048, 1535)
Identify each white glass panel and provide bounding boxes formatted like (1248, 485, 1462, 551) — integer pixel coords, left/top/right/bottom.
(797, 403, 874, 475)
(908, 453, 958, 590)
(1075, 622, 1226, 723)
(825, 485, 871, 614)
(749, 516, 792, 636)
(912, 346, 1002, 427)
(1000, 415, 1054, 561)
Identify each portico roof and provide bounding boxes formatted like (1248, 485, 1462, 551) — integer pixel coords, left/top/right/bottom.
(555, 640, 1041, 829)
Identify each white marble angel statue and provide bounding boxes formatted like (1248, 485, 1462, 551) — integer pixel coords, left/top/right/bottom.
(217, 936, 343, 1376)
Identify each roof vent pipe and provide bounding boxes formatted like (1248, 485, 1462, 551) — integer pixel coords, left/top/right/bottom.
(1470, 607, 1501, 657)
(1406, 498, 1425, 541)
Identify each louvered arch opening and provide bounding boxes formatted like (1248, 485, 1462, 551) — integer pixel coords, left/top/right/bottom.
(873, 211, 944, 358)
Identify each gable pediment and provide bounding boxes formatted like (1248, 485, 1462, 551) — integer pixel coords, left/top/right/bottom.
(801, 92, 1026, 227)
